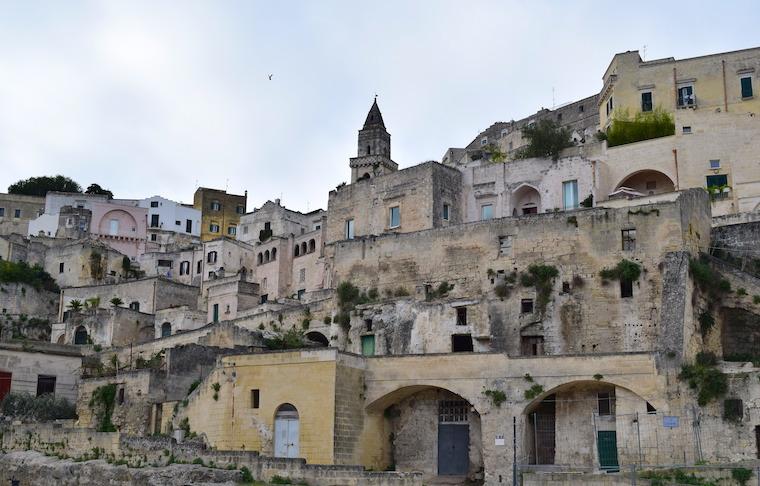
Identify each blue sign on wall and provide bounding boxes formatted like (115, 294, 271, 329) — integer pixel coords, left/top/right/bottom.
(663, 416, 679, 428)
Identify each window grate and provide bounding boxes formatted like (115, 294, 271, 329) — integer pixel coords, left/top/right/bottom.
(439, 400, 469, 423)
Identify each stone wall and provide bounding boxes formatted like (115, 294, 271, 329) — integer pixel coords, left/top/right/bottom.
(0, 342, 82, 402)
(0, 283, 58, 319)
(52, 307, 155, 347)
(0, 193, 45, 237)
(43, 240, 128, 289)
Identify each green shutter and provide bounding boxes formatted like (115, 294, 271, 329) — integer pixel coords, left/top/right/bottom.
(741, 77, 753, 98)
(361, 335, 375, 356)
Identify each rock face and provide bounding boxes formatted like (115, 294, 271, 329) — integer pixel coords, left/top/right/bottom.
(0, 451, 240, 486)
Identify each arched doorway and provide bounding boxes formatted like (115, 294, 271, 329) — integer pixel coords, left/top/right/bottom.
(74, 326, 88, 345)
(614, 170, 675, 197)
(512, 185, 541, 215)
(274, 403, 300, 458)
(367, 386, 482, 480)
(161, 322, 172, 338)
(305, 332, 329, 347)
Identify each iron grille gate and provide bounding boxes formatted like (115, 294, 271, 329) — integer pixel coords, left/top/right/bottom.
(439, 400, 469, 424)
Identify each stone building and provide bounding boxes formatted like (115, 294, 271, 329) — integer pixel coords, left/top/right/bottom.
(193, 187, 247, 241)
(139, 195, 201, 250)
(0, 193, 45, 237)
(0, 341, 82, 403)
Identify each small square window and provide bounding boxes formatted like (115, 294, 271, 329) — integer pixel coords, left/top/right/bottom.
(13, 209, 21, 218)
(741, 76, 753, 99)
(641, 91, 653, 112)
(150, 234, 157, 241)
(456, 307, 467, 326)
(210, 224, 220, 233)
(706, 174, 728, 188)
(578, 104, 584, 113)
(480, 137, 488, 146)
(227, 226, 236, 236)
(682, 126, 692, 134)
(251, 389, 260, 409)
(709, 159, 721, 169)
(521, 299, 534, 314)
(175, 220, 181, 226)
(620, 279, 633, 298)
(622, 229, 636, 251)
(451, 334, 473, 352)
(150, 201, 159, 208)
(36, 375, 56, 396)
(481, 204, 493, 220)
(598, 390, 616, 416)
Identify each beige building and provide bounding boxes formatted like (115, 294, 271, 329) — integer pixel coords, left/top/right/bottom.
(0, 193, 45, 237)
(193, 187, 247, 242)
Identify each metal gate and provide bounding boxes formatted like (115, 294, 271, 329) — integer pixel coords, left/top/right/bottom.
(597, 430, 619, 471)
(438, 400, 469, 476)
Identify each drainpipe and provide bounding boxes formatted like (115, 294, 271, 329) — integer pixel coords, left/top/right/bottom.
(722, 59, 728, 112)
(672, 149, 680, 190)
(673, 67, 678, 109)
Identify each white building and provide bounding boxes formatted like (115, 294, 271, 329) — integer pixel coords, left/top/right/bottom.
(138, 196, 202, 248)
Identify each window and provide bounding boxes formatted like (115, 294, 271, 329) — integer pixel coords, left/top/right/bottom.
(682, 126, 692, 134)
(578, 104, 584, 113)
(646, 402, 657, 414)
(243, 225, 249, 234)
(389, 206, 400, 228)
(641, 91, 653, 112)
(557, 113, 562, 122)
(118, 387, 125, 404)
(261, 278, 267, 290)
(150, 234, 157, 242)
(150, 214, 159, 227)
(521, 299, 534, 314)
(605, 96, 613, 116)
(361, 335, 376, 356)
(521, 336, 544, 356)
(260, 294, 268, 304)
(227, 226, 236, 236)
(451, 334, 474, 352)
(59, 262, 64, 273)
(0, 208, 5, 217)
(563, 180, 578, 209)
(622, 229, 636, 251)
(13, 209, 21, 218)
(480, 137, 488, 146)
(251, 389, 260, 409)
(299, 268, 306, 283)
(365, 319, 373, 331)
(161, 322, 172, 338)
(209, 223, 220, 233)
(725, 398, 744, 421)
(264, 222, 271, 231)
(709, 159, 721, 169)
(236, 205, 245, 214)
(207, 251, 217, 263)
(706, 174, 728, 188)
(157, 259, 172, 268)
(197, 261, 202, 274)
(481, 204, 493, 220)
(741, 76, 753, 98)
(36, 375, 56, 396)
(598, 390, 616, 416)
(442, 204, 450, 221)
(186, 219, 193, 233)
(620, 279, 633, 298)
(678, 85, 694, 107)
(175, 220, 180, 226)
(456, 307, 467, 326)
(212, 303, 219, 323)
(150, 201, 159, 208)
(179, 261, 190, 275)
(129, 301, 140, 311)
(210, 200, 221, 211)
(345, 219, 355, 239)
(498, 235, 513, 256)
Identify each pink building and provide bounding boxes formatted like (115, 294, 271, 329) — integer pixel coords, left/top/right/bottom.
(89, 201, 147, 259)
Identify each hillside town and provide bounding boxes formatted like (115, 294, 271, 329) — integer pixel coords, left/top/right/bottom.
(1, 46, 760, 486)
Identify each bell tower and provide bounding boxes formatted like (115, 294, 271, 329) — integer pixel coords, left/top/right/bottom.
(349, 98, 398, 183)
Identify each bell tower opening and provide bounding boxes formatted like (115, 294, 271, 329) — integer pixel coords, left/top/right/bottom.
(349, 98, 398, 183)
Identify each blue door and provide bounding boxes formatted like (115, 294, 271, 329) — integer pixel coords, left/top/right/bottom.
(438, 424, 469, 475)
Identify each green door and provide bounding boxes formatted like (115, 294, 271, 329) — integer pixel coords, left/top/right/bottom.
(597, 431, 619, 471)
(361, 335, 375, 356)
(213, 304, 219, 323)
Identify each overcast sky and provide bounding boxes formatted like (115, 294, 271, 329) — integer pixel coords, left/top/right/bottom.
(1, 1, 758, 212)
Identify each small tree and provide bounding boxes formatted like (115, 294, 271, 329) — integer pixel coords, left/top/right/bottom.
(68, 300, 83, 312)
(514, 120, 573, 161)
(85, 183, 114, 199)
(109, 297, 123, 308)
(8, 175, 82, 196)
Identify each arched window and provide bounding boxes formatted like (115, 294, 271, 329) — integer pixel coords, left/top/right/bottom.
(264, 250, 270, 262)
(161, 322, 172, 338)
(301, 242, 307, 255)
(271, 248, 277, 260)
(258, 253, 263, 265)
(294, 245, 300, 257)
(308, 239, 316, 253)
(366, 145, 371, 155)
(74, 326, 88, 345)
(129, 301, 140, 312)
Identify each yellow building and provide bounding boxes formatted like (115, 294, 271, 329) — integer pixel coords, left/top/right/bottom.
(193, 187, 247, 242)
(599, 47, 760, 128)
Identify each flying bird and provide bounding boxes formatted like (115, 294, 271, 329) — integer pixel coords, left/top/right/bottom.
(268, 74, 273, 80)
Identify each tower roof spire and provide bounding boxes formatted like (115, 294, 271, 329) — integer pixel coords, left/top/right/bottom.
(363, 97, 385, 129)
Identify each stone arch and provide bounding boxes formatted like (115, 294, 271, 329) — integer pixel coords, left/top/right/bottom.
(308, 239, 316, 253)
(98, 209, 137, 235)
(294, 245, 300, 257)
(614, 169, 675, 197)
(511, 184, 541, 216)
(257, 253, 263, 265)
(305, 331, 329, 347)
(300, 242, 307, 255)
(522, 380, 657, 468)
(74, 325, 89, 345)
(56, 334, 65, 344)
(271, 248, 277, 260)
(365, 385, 483, 480)
(264, 250, 270, 262)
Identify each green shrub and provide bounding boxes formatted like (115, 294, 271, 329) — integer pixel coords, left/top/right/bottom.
(394, 287, 409, 297)
(593, 374, 604, 381)
(679, 355, 728, 406)
(264, 327, 306, 350)
(698, 312, 715, 337)
(599, 259, 641, 282)
(689, 257, 732, 297)
(732, 467, 753, 486)
(0, 260, 59, 292)
(1, 392, 77, 421)
(240, 466, 254, 482)
(514, 119, 573, 161)
(606, 107, 674, 147)
(736, 287, 747, 296)
(323, 315, 332, 325)
(88, 384, 117, 432)
(524, 384, 544, 400)
(482, 388, 507, 407)
(754, 295, 760, 305)
(187, 380, 201, 396)
(520, 264, 559, 315)
(271, 476, 293, 484)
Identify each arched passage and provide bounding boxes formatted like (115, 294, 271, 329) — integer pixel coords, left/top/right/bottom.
(522, 380, 657, 470)
(366, 385, 482, 481)
(274, 403, 300, 458)
(305, 331, 329, 347)
(511, 184, 541, 215)
(614, 170, 675, 197)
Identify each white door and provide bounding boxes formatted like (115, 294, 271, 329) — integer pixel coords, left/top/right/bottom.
(109, 219, 119, 235)
(274, 418, 299, 458)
